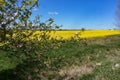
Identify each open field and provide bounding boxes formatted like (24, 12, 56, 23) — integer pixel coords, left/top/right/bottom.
(1, 0, 120, 80)
(0, 33, 120, 80)
(33, 30, 120, 40)
(2, 30, 119, 41)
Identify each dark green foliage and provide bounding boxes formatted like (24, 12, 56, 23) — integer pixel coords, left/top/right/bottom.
(81, 27, 86, 31)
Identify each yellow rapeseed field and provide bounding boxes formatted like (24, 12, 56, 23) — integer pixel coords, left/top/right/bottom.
(33, 30, 120, 40)
(1, 30, 120, 42)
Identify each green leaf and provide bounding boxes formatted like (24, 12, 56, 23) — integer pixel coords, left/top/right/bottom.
(0, 0, 5, 6)
(32, 0, 37, 3)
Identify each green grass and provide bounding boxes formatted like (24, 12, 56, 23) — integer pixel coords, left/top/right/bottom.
(45, 35, 120, 80)
(0, 50, 19, 71)
(0, 34, 120, 80)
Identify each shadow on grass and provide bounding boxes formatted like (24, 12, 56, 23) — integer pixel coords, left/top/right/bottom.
(0, 60, 42, 80)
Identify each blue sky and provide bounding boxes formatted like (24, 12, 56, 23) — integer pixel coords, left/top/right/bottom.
(31, 0, 118, 29)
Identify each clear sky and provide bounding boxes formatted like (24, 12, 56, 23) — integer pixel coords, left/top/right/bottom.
(31, 0, 118, 29)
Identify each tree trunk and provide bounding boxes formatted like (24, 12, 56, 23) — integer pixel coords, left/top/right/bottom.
(1, 24, 7, 41)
